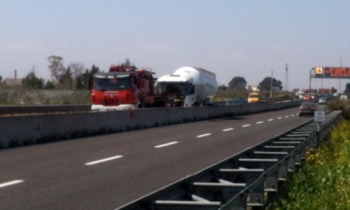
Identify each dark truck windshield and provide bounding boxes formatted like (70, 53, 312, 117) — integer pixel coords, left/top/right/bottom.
(94, 74, 130, 90)
(158, 82, 190, 95)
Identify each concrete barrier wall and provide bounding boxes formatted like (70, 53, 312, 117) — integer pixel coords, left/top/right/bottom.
(0, 101, 301, 149)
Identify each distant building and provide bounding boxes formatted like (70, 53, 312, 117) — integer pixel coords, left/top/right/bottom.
(4, 78, 22, 86)
(3, 70, 22, 86)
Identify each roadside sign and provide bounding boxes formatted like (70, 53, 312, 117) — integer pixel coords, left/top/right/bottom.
(314, 111, 325, 122)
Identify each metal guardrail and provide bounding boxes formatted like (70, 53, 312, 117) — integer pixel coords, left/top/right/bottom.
(116, 111, 342, 210)
(0, 105, 91, 115)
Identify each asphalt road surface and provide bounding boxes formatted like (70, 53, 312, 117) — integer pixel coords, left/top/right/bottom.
(0, 107, 314, 210)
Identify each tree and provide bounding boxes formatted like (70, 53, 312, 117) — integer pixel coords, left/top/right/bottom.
(47, 55, 65, 82)
(43, 80, 55, 89)
(258, 77, 283, 91)
(345, 83, 350, 94)
(218, 85, 228, 91)
(228, 77, 247, 90)
(76, 64, 100, 90)
(0, 75, 2, 83)
(59, 66, 74, 89)
(70, 62, 85, 79)
(22, 71, 43, 89)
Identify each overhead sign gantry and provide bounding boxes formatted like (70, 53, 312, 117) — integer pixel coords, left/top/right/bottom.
(312, 67, 350, 78)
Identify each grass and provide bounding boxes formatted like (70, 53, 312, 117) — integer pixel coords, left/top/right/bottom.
(274, 120, 350, 209)
(0, 88, 91, 105)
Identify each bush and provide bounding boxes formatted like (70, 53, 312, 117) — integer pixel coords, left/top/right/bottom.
(327, 99, 350, 119)
(275, 120, 350, 209)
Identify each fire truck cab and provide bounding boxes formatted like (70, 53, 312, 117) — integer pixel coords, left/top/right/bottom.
(91, 65, 163, 111)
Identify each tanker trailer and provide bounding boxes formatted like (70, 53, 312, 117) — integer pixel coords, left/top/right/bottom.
(156, 66, 218, 107)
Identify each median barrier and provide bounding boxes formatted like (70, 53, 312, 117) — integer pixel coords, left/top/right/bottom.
(0, 101, 302, 149)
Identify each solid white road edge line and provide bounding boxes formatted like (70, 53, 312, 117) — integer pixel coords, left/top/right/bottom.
(197, 133, 211, 138)
(268, 119, 273, 121)
(0, 180, 24, 188)
(155, 141, 178, 148)
(85, 155, 123, 166)
(222, 128, 234, 132)
(256, 121, 263, 124)
(242, 124, 251, 128)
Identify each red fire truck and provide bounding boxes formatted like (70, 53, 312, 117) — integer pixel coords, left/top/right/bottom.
(91, 65, 166, 111)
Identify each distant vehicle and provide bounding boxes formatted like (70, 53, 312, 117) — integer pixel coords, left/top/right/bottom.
(340, 95, 348, 101)
(225, 99, 240, 106)
(310, 93, 319, 100)
(248, 92, 262, 103)
(157, 67, 218, 107)
(318, 97, 327, 104)
(298, 102, 317, 116)
(296, 91, 305, 99)
(235, 97, 248, 104)
(298, 93, 305, 99)
(225, 98, 247, 106)
(303, 95, 312, 100)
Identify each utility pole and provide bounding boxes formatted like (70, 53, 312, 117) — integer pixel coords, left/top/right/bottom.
(309, 68, 312, 96)
(340, 56, 342, 93)
(285, 63, 288, 92)
(270, 70, 273, 97)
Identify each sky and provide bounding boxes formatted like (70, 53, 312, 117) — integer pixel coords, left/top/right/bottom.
(1, 0, 350, 92)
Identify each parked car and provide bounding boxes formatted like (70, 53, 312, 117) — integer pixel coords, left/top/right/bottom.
(298, 102, 317, 116)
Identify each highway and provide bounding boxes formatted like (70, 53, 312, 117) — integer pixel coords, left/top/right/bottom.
(0, 107, 313, 210)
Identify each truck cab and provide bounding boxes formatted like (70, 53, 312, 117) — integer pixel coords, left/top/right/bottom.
(91, 65, 163, 111)
(157, 67, 218, 107)
(248, 92, 261, 103)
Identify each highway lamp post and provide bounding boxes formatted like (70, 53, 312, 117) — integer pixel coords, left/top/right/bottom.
(270, 70, 273, 97)
(309, 68, 313, 96)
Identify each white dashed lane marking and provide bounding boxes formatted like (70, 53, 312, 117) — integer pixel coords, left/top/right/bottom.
(0, 180, 24, 188)
(242, 124, 251, 128)
(256, 121, 263, 124)
(85, 155, 123, 166)
(197, 133, 211, 138)
(268, 119, 273, 122)
(155, 141, 178, 148)
(222, 128, 234, 132)
(277, 117, 282, 120)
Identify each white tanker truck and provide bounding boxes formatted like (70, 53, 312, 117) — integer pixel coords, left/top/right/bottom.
(157, 66, 218, 107)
